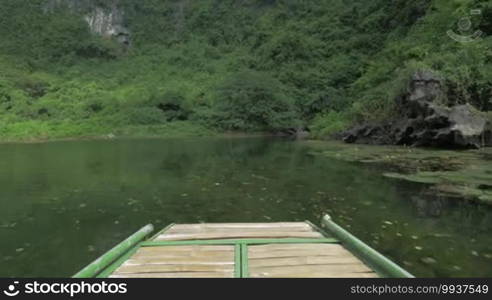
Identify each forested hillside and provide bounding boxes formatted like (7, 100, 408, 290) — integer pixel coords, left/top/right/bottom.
(0, 0, 491, 140)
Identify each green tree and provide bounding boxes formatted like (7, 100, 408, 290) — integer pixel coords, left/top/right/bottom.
(214, 70, 300, 131)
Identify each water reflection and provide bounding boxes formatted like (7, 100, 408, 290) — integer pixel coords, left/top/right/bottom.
(411, 196, 446, 217)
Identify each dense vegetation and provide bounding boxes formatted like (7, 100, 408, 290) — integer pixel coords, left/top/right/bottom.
(0, 0, 491, 140)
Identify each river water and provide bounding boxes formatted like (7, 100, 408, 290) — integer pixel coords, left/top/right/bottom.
(0, 137, 491, 277)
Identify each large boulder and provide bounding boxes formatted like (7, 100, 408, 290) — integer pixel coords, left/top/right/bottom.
(343, 71, 492, 149)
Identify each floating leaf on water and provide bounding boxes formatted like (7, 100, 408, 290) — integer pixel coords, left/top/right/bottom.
(396, 233, 403, 237)
(79, 203, 87, 208)
(411, 235, 419, 240)
(88, 245, 95, 252)
(483, 253, 492, 259)
(214, 183, 221, 186)
(263, 215, 272, 220)
(381, 225, 387, 229)
(432, 233, 452, 238)
(383, 221, 393, 225)
(114, 221, 120, 225)
(181, 194, 188, 197)
(16, 248, 24, 253)
(421, 257, 436, 264)
(403, 261, 413, 267)
(415, 246, 423, 251)
(471, 251, 479, 257)
(452, 266, 462, 271)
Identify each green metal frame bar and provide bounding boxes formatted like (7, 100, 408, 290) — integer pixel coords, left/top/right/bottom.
(321, 215, 414, 278)
(97, 243, 142, 278)
(234, 244, 241, 278)
(141, 238, 338, 247)
(240, 243, 249, 278)
(95, 237, 337, 278)
(73, 224, 154, 278)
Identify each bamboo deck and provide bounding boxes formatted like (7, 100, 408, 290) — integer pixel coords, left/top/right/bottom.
(108, 222, 378, 278)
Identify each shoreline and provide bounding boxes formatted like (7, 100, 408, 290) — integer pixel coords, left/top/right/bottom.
(0, 131, 281, 145)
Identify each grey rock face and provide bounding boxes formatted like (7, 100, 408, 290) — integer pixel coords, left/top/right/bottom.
(343, 71, 492, 149)
(407, 70, 443, 102)
(44, 0, 130, 46)
(84, 5, 130, 46)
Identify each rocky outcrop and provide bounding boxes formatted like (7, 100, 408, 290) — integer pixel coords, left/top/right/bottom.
(84, 5, 130, 46)
(343, 71, 492, 149)
(44, 0, 130, 46)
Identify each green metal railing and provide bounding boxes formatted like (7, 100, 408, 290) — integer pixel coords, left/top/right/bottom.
(321, 214, 414, 278)
(73, 224, 154, 278)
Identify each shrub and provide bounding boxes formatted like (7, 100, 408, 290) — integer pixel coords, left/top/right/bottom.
(309, 111, 351, 139)
(213, 70, 300, 131)
(153, 91, 192, 122)
(128, 107, 168, 125)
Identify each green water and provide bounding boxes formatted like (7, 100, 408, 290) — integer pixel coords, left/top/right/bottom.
(1, 137, 491, 277)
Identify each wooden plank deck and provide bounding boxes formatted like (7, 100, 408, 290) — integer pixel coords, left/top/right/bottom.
(110, 245, 236, 278)
(154, 222, 322, 241)
(248, 243, 377, 278)
(109, 222, 378, 278)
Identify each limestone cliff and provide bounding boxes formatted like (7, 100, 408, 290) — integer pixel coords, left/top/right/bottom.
(43, 0, 130, 45)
